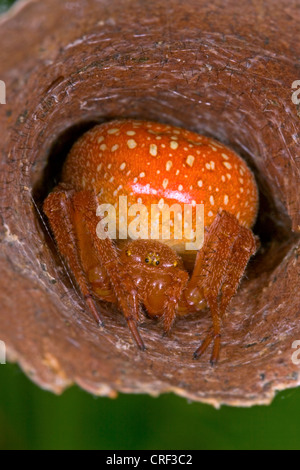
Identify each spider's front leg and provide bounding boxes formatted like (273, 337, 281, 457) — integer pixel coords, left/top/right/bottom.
(44, 186, 145, 350)
(184, 211, 258, 365)
(43, 185, 104, 326)
(160, 270, 189, 334)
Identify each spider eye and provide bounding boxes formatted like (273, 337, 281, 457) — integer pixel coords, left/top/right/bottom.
(145, 258, 150, 264)
(155, 260, 160, 266)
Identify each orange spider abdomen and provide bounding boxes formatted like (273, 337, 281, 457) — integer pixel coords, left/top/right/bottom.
(62, 119, 259, 257)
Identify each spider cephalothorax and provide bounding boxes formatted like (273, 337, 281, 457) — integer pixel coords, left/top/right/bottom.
(121, 239, 183, 270)
(44, 119, 258, 364)
(119, 239, 188, 318)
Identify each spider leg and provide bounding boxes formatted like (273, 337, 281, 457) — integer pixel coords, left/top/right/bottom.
(196, 226, 257, 363)
(161, 270, 189, 334)
(188, 211, 257, 364)
(43, 186, 104, 326)
(193, 230, 257, 363)
(71, 190, 145, 351)
(220, 225, 258, 316)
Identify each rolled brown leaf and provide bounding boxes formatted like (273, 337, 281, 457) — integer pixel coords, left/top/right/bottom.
(0, 0, 299, 407)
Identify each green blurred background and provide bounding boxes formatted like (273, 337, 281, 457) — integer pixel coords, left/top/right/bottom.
(0, 0, 13, 13)
(1, 362, 300, 450)
(1, 0, 300, 451)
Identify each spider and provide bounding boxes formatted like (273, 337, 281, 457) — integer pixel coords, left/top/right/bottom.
(43, 119, 259, 364)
